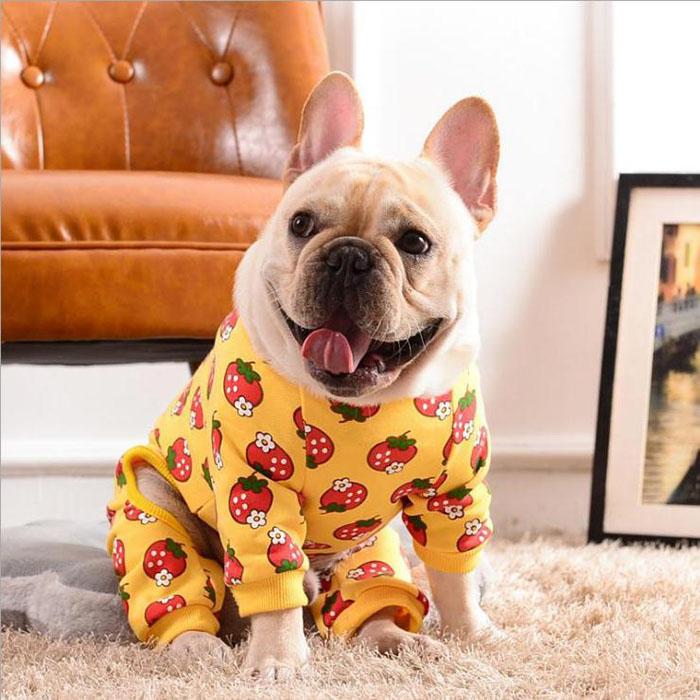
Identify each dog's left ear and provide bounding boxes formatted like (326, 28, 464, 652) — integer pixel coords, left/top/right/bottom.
(284, 72, 364, 186)
(423, 97, 500, 234)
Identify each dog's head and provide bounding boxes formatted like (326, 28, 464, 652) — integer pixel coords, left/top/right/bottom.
(236, 72, 499, 403)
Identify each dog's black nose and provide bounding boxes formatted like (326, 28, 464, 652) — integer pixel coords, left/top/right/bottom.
(326, 244, 372, 284)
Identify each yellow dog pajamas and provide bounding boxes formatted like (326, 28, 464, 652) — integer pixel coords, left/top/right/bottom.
(107, 310, 493, 644)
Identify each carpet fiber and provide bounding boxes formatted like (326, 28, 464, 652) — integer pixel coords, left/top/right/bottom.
(2, 537, 699, 699)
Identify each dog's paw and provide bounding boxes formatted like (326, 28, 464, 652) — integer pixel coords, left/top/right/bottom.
(242, 637, 310, 681)
(169, 630, 231, 663)
(356, 617, 447, 659)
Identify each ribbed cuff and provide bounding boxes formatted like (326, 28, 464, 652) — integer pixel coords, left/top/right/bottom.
(231, 571, 308, 617)
(413, 543, 485, 574)
(146, 604, 220, 646)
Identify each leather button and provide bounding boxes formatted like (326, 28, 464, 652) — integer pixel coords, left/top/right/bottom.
(108, 60, 134, 84)
(210, 61, 233, 86)
(21, 65, 44, 89)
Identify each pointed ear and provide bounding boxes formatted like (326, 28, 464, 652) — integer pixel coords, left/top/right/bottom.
(283, 72, 364, 185)
(422, 97, 500, 234)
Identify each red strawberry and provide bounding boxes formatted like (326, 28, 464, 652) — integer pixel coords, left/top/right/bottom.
(320, 478, 368, 513)
(145, 595, 186, 626)
(416, 590, 430, 615)
(333, 517, 382, 541)
(202, 458, 214, 490)
(319, 572, 333, 592)
(428, 486, 473, 519)
(413, 391, 452, 420)
(321, 590, 354, 627)
(346, 560, 395, 580)
(106, 506, 116, 525)
(330, 401, 380, 423)
(166, 437, 192, 482)
(246, 432, 295, 481)
(119, 583, 130, 615)
(204, 575, 216, 605)
(124, 500, 156, 525)
(223, 543, 244, 585)
(228, 474, 273, 528)
(302, 539, 331, 550)
(452, 387, 477, 444)
(390, 477, 433, 503)
(267, 527, 304, 573)
(115, 460, 126, 488)
(293, 407, 335, 467)
(441, 434, 454, 466)
(211, 413, 224, 470)
(471, 426, 489, 472)
(112, 538, 125, 576)
(402, 513, 427, 546)
(367, 432, 417, 474)
(223, 358, 263, 416)
(220, 310, 239, 341)
(206, 355, 216, 399)
(171, 381, 191, 416)
(189, 387, 204, 429)
(457, 519, 492, 552)
(143, 538, 188, 587)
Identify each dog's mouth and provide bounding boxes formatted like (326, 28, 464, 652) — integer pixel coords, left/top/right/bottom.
(281, 307, 442, 396)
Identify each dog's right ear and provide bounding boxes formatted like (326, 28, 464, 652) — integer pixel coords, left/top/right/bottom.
(283, 72, 364, 186)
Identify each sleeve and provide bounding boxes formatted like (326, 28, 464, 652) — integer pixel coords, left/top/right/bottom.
(402, 372, 493, 574)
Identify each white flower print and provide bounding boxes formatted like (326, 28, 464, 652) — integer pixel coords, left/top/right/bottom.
(462, 420, 474, 441)
(333, 478, 352, 492)
(347, 568, 363, 580)
(445, 505, 464, 520)
(255, 432, 276, 453)
(268, 527, 286, 545)
(155, 570, 173, 587)
(246, 510, 267, 529)
(385, 462, 404, 475)
(465, 519, 482, 536)
(234, 396, 253, 417)
(138, 512, 156, 525)
(436, 402, 452, 421)
(221, 325, 233, 341)
(422, 487, 437, 498)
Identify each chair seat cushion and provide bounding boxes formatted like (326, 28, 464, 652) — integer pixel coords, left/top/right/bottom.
(1, 171, 282, 341)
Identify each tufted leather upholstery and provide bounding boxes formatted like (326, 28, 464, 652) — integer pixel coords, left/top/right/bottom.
(1, 1, 329, 346)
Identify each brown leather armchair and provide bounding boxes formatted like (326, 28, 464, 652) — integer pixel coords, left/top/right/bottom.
(1, 1, 329, 365)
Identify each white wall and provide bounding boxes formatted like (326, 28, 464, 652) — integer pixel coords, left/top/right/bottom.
(2, 1, 698, 534)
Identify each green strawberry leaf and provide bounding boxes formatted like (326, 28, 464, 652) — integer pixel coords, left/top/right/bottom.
(387, 432, 416, 450)
(165, 538, 187, 560)
(447, 486, 472, 500)
(306, 455, 318, 469)
(116, 472, 127, 487)
(275, 560, 300, 573)
(322, 502, 346, 513)
(166, 446, 177, 471)
(202, 463, 213, 490)
(321, 591, 339, 614)
(235, 358, 261, 383)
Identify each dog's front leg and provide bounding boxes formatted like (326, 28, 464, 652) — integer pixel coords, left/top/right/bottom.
(243, 607, 309, 680)
(426, 562, 500, 638)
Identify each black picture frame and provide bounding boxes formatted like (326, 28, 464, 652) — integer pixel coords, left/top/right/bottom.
(588, 173, 700, 546)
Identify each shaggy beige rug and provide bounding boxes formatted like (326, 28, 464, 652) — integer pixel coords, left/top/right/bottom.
(2, 537, 699, 699)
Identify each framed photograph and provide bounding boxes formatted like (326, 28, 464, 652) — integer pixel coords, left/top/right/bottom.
(589, 174, 700, 544)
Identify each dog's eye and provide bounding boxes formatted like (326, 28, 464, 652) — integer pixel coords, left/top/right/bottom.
(289, 212, 316, 238)
(397, 230, 431, 255)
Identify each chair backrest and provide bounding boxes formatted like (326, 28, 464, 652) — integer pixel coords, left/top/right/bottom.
(0, 1, 329, 178)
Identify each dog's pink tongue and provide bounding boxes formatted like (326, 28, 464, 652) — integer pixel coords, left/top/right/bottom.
(301, 320, 372, 375)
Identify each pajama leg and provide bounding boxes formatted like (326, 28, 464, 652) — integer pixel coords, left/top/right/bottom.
(310, 527, 429, 638)
(107, 447, 226, 645)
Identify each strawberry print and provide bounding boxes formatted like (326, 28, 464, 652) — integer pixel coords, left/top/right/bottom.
(346, 560, 395, 580)
(413, 390, 452, 420)
(333, 517, 382, 541)
(293, 407, 335, 467)
(302, 539, 331, 550)
(145, 595, 186, 626)
(115, 460, 126, 488)
(452, 387, 477, 444)
(119, 583, 130, 615)
(204, 575, 216, 605)
(428, 486, 473, 519)
(457, 519, 492, 552)
(171, 381, 191, 416)
(189, 387, 204, 429)
(152, 427, 161, 447)
(402, 513, 427, 547)
(367, 432, 417, 474)
(124, 500, 157, 525)
(267, 527, 303, 573)
(223, 358, 263, 417)
(166, 437, 192, 482)
(390, 477, 433, 503)
(320, 478, 368, 513)
(229, 474, 273, 528)
(202, 458, 214, 490)
(471, 426, 489, 473)
(206, 355, 216, 400)
(330, 401, 380, 423)
(224, 543, 244, 585)
(112, 539, 126, 576)
(321, 590, 354, 627)
(143, 538, 188, 587)
(211, 413, 224, 469)
(106, 506, 116, 525)
(416, 590, 430, 616)
(319, 572, 334, 592)
(220, 310, 239, 341)
(246, 432, 295, 481)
